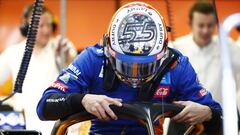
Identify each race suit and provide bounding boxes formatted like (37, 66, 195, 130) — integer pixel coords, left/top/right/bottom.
(37, 44, 222, 135)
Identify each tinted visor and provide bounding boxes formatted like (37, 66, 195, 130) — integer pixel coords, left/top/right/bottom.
(109, 55, 161, 79)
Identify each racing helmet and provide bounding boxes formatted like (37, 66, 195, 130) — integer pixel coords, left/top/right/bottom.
(105, 2, 168, 88)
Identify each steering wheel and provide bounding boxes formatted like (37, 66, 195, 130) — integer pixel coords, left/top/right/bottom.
(51, 102, 184, 135)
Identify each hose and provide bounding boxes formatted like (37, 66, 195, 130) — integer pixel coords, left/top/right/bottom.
(0, 0, 45, 105)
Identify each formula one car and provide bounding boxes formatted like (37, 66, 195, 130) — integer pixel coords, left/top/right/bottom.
(0, 102, 199, 135)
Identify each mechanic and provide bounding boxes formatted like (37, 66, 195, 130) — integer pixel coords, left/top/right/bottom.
(37, 2, 222, 135)
(0, 4, 76, 135)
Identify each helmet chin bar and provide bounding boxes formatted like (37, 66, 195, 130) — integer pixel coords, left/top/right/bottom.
(115, 72, 154, 88)
(51, 102, 184, 135)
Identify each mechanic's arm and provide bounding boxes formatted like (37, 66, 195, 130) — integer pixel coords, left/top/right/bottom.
(37, 48, 122, 121)
(54, 35, 78, 70)
(171, 56, 222, 132)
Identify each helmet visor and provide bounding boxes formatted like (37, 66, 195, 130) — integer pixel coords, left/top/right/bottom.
(109, 55, 161, 79)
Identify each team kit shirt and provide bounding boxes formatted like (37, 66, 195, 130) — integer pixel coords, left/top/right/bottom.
(37, 44, 221, 135)
(173, 34, 240, 104)
(0, 40, 58, 134)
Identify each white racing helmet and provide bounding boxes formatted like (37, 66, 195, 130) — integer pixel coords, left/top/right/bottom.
(105, 2, 168, 88)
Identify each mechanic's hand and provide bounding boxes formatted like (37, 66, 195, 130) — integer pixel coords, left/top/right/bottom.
(172, 101, 212, 125)
(55, 35, 77, 70)
(81, 94, 122, 121)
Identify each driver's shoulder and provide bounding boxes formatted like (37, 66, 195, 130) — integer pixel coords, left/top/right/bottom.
(70, 44, 104, 79)
(73, 43, 104, 65)
(169, 49, 195, 81)
(168, 47, 190, 70)
(85, 43, 104, 57)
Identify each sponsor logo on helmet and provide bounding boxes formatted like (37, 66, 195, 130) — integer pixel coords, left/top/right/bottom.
(153, 86, 170, 98)
(50, 81, 68, 91)
(117, 14, 157, 55)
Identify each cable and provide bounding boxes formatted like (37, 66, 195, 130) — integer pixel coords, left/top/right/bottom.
(0, 0, 45, 105)
(14, 0, 44, 93)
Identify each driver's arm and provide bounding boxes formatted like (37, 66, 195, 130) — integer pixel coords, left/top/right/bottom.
(37, 47, 122, 121)
(171, 55, 222, 132)
(37, 49, 92, 120)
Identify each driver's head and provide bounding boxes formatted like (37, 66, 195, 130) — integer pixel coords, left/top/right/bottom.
(189, 2, 215, 46)
(20, 5, 57, 47)
(105, 2, 168, 88)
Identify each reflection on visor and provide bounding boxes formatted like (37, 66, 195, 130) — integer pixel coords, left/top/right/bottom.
(109, 55, 161, 79)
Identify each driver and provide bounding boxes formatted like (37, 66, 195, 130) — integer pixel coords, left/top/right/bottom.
(37, 2, 222, 135)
